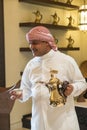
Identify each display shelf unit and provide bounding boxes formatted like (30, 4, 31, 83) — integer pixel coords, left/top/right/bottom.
(19, 22, 79, 31)
(19, 0, 80, 58)
(18, 0, 79, 10)
(19, 47, 80, 52)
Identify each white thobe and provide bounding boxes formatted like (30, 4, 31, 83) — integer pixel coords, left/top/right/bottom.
(20, 50, 87, 130)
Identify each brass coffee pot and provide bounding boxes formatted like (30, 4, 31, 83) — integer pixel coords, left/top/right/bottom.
(33, 10, 42, 23)
(38, 70, 69, 107)
(46, 70, 69, 107)
(51, 12, 60, 25)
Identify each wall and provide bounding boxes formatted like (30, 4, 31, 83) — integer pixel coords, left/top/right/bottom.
(3, 0, 87, 130)
(4, 0, 32, 129)
(67, 0, 87, 65)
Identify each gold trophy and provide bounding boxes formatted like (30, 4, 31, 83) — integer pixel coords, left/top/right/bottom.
(38, 70, 69, 107)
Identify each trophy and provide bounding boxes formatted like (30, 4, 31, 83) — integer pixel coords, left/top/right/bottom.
(38, 70, 69, 107)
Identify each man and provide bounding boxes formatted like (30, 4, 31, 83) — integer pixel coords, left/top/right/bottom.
(10, 26, 87, 130)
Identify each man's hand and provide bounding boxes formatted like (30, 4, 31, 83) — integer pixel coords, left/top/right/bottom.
(64, 84, 73, 96)
(9, 89, 23, 100)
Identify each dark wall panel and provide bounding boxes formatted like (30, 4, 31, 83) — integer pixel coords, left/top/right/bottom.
(0, 0, 5, 87)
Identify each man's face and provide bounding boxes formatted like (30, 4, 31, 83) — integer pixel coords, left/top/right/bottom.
(29, 40, 51, 56)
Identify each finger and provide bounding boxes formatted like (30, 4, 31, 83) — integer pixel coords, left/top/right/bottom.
(10, 95, 16, 100)
(64, 86, 73, 96)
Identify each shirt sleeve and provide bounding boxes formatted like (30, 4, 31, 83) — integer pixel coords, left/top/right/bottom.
(20, 63, 32, 102)
(67, 57, 87, 97)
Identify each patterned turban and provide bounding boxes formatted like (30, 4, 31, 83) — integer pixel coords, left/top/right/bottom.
(26, 26, 57, 51)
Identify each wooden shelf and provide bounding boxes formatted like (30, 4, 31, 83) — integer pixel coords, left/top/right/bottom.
(19, 22, 79, 31)
(58, 47, 80, 51)
(19, 47, 80, 52)
(20, 47, 31, 52)
(19, 0, 79, 10)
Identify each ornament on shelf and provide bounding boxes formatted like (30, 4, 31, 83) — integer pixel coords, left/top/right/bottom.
(67, 15, 74, 26)
(66, 0, 73, 5)
(66, 35, 74, 48)
(53, 36, 59, 45)
(33, 10, 43, 23)
(51, 12, 60, 25)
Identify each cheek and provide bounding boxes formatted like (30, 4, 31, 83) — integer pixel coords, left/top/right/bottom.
(37, 45, 44, 51)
